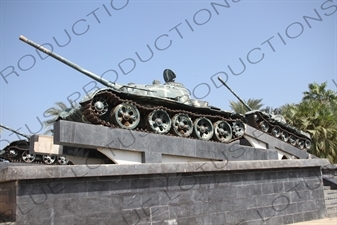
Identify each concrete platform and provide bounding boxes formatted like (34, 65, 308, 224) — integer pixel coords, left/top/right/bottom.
(53, 120, 279, 164)
(291, 217, 337, 224)
(244, 125, 309, 159)
(0, 158, 330, 225)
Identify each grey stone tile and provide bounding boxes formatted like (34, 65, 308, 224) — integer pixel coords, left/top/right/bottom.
(261, 183, 274, 195)
(293, 213, 304, 223)
(122, 193, 142, 209)
(256, 194, 270, 208)
(210, 213, 226, 225)
(176, 216, 198, 225)
(185, 202, 203, 217)
(303, 210, 319, 221)
(231, 197, 246, 211)
(223, 185, 237, 198)
(273, 182, 284, 194)
(225, 210, 246, 224)
(286, 203, 298, 215)
(265, 215, 283, 225)
(87, 180, 110, 196)
(151, 206, 169, 222)
(246, 208, 261, 221)
(169, 205, 186, 219)
(228, 172, 243, 185)
(282, 214, 294, 224)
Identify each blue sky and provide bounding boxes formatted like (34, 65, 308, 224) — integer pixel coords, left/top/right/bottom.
(0, 0, 336, 146)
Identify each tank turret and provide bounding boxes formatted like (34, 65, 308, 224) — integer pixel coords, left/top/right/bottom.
(217, 77, 311, 150)
(20, 35, 246, 143)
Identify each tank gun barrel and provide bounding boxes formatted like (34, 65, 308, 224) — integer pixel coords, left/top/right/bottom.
(0, 124, 31, 140)
(217, 76, 252, 112)
(19, 35, 115, 88)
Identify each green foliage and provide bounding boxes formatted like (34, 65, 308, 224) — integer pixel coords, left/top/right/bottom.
(229, 98, 264, 114)
(282, 82, 337, 163)
(43, 102, 69, 134)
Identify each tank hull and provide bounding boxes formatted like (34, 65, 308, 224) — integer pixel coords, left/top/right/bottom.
(61, 88, 245, 143)
(245, 111, 311, 150)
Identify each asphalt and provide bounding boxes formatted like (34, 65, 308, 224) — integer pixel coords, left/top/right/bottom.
(291, 217, 337, 225)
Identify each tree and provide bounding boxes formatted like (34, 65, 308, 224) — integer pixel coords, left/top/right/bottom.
(43, 102, 69, 134)
(229, 98, 264, 114)
(303, 82, 337, 104)
(282, 82, 337, 163)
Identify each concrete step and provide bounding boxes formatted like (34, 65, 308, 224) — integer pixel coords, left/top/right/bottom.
(325, 199, 337, 207)
(324, 185, 337, 218)
(290, 217, 337, 224)
(324, 190, 337, 196)
(326, 208, 337, 218)
(324, 186, 332, 190)
(325, 193, 337, 201)
(324, 188, 337, 193)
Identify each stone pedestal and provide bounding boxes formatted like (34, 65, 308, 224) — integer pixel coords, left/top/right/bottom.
(0, 159, 329, 225)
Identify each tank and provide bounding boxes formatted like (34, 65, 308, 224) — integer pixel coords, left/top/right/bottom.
(19, 35, 246, 143)
(0, 124, 71, 165)
(217, 77, 312, 150)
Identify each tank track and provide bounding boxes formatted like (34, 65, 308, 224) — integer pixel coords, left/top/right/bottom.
(2, 141, 73, 165)
(246, 111, 311, 150)
(80, 90, 245, 143)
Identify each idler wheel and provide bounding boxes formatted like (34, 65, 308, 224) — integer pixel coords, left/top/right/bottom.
(271, 127, 281, 138)
(171, 113, 193, 137)
(57, 156, 69, 165)
(193, 117, 214, 141)
(91, 96, 109, 116)
(111, 103, 140, 129)
(213, 120, 232, 143)
(22, 151, 36, 163)
(305, 140, 311, 150)
(259, 121, 269, 133)
(232, 121, 245, 138)
(148, 109, 171, 134)
(42, 155, 56, 165)
(281, 132, 289, 142)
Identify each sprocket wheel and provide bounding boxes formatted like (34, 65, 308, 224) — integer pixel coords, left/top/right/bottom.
(7, 148, 18, 158)
(232, 121, 245, 137)
(22, 151, 36, 163)
(193, 117, 214, 141)
(213, 120, 232, 143)
(111, 102, 140, 129)
(148, 109, 171, 134)
(91, 96, 109, 116)
(171, 113, 193, 137)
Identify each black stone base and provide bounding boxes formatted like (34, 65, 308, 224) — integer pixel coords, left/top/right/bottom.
(0, 159, 329, 225)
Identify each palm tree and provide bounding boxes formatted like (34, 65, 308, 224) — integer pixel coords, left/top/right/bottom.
(282, 82, 337, 163)
(229, 98, 264, 114)
(303, 82, 337, 105)
(282, 101, 337, 161)
(43, 102, 69, 134)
